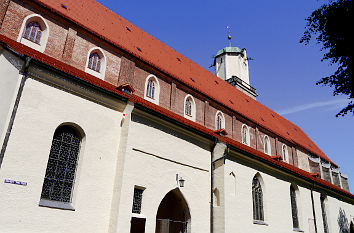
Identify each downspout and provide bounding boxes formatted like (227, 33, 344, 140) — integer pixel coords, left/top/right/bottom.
(310, 182, 318, 233)
(0, 55, 31, 167)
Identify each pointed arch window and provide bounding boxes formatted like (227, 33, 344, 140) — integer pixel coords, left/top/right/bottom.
(282, 144, 289, 162)
(290, 185, 299, 229)
(88, 52, 101, 72)
(252, 176, 264, 221)
(264, 135, 271, 155)
(146, 79, 155, 99)
(23, 22, 42, 44)
(185, 99, 192, 116)
(320, 195, 329, 233)
(215, 111, 225, 130)
(242, 125, 250, 145)
(40, 126, 81, 203)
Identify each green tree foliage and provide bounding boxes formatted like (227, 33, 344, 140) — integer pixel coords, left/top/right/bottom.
(300, 0, 353, 116)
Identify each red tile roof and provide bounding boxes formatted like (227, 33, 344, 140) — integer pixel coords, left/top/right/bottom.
(1, 34, 351, 198)
(27, 0, 334, 165)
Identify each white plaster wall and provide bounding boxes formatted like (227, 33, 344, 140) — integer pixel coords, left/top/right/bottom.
(223, 158, 354, 233)
(326, 195, 354, 233)
(0, 50, 23, 143)
(225, 54, 250, 84)
(215, 56, 225, 80)
(0, 78, 122, 233)
(115, 112, 211, 233)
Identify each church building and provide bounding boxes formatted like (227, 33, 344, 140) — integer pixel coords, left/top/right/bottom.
(0, 0, 353, 233)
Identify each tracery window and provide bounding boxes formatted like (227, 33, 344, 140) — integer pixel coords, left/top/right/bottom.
(264, 135, 271, 155)
(215, 111, 225, 130)
(87, 52, 101, 72)
(40, 126, 81, 203)
(320, 195, 329, 233)
(242, 125, 249, 145)
(252, 176, 264, 221)
(146, 79, 155, 99)
(290, 185, 299, 229)
(23, 21, 42, 44)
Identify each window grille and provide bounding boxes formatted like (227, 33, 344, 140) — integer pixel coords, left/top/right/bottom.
(216, 114, 223, 130)
(132, 188, 144, 214)
(40, 126, 81, 203)
(185, 99, 192, 116)
(252, 176, 264, 221)
(23, 22, 42, 44)
(88, 52, 101, 72)
(146, 79, 155, 99)
(242, 126, 248, 145)
(290, 186, 299, 229)
(320, 195, 329, 233)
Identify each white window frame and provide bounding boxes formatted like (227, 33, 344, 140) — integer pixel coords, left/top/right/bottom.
(282, 144, 289, 163)
(215, 110, 225, 130)
(144, 74, 160, 105)
(263, 135, 271, 155)
(85, 47, 106, 80)
(184, 94, 196, 122)
(241, 124, 250, 146)
(17, 14, 49, 52)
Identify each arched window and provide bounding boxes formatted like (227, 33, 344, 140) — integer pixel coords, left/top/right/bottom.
(252, 176, 264, 221)
(144, 75, 160, 104)
(242, 124, 250, 145)
(184, 95, 196, 121)
(320, 195, 329, 233)
(23, 22, 42, 44)
(282, 144, 289, 162)
(185, 99, 192, 116)
(18, 14, 49, 52)
(147, 79, 155, 99)
(264, 135, 271, 155)
(215, 111, 225, 130)
(85, 48, 106, 79)
(87, 52, 101, 72)
(290, 185, 299, 229)
(40, 126, 81, 203)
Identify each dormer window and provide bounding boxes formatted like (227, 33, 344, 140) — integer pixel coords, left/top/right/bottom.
(88, 52, 101, 72)
(144, 75, 160, 104)
(23, 22, 42, 44)
(85, 48, 106, 79)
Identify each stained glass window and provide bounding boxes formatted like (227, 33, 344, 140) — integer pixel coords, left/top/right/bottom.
(23, 22, 42, 44)
(40, 126, 81, 203)
(216, 113, 223, 130)
(321, 195, 329, 233)
(185, 98, 192, 116)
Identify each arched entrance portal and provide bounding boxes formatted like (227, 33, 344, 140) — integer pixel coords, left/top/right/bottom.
(156, 188, 191, 233)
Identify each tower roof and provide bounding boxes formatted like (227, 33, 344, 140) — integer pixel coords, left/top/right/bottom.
(215, 46, 244, 57)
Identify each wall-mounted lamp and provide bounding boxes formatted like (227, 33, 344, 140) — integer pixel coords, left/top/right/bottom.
(176, 174, 185, 188)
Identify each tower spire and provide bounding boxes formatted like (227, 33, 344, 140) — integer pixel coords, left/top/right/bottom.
(227, 26, 231, 47)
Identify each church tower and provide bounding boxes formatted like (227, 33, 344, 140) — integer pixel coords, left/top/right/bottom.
(214, 33, 257, 99)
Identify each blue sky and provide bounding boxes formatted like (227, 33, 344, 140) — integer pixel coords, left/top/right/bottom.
(98, 0, 353, 191)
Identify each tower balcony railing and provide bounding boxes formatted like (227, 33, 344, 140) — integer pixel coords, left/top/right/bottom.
(226, 76, 257, 97)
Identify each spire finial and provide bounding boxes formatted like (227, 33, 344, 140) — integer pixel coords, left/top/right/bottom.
(227, 26, 231, 47)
